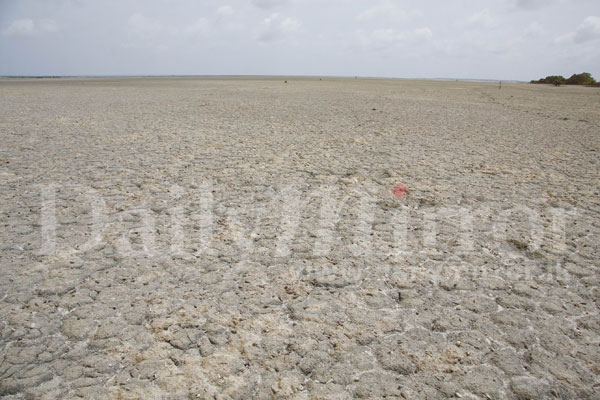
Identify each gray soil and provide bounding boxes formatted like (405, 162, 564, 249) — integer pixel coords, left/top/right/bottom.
(0, 77, 599, 399)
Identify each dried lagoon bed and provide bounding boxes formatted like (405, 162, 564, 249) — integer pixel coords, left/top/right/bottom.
(0, 77, 599, 398)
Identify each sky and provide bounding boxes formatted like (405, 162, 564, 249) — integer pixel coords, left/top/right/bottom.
(1, 0, 599, 80)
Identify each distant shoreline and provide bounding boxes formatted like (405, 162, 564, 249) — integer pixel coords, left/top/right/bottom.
(0, 74, 526, 83)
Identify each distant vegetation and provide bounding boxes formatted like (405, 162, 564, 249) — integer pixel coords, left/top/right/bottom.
(531, 72, 597, 87)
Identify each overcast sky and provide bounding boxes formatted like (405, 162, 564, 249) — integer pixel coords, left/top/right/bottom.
(1, 0, 599, 80)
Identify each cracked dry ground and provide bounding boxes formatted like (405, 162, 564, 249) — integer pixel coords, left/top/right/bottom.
(0, 78, 599, 399)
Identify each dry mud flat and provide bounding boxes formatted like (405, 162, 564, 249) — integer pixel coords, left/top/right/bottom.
(0, 77, 599, 399)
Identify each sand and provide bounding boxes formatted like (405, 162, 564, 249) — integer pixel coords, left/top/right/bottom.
(0, 77, 599, 399)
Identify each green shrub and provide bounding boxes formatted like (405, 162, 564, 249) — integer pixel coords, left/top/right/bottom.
(531, 75, 566, 85)
(531, 72, 596, 86)
(565, 72, 596, 85)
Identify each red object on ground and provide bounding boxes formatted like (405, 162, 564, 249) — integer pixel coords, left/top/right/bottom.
(393, 184, 407, 199)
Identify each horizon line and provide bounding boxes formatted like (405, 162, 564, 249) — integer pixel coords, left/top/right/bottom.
(0, 74, 525, 83)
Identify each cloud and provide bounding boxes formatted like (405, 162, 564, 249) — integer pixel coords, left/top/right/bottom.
(556, 16, 600, 44)
(357, 1, 421, 23)
(487, 38, 523, 55)
(512, 0, 550, 11)
(217, 5, 234, 17)
(464, 9, 497, 29)
(252, 0, 288, 10)
(525, 21, 544, 37)
(413, 28, 433, 38)
(573, 16, 600, 43)
(280, 17, 300, 32)
(123, 14, 168, 51)
(359, 27, 432, 50)
(127, 13, 211, 41)
(3, 19, 35, 36)
(184, 18, 210, 36)
(38, 20, 58, 33)
(128, 13, 162, 39)
(2, 18, 58, 37)
(258, 13, 300, 43)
